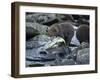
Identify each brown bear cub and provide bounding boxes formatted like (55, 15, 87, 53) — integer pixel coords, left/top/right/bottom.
(47, 22, 74, 45)
(76, 24, 89, 43)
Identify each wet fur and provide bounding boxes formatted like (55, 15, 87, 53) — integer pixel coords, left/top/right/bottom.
(76, 24, 89, 43)
(47, 22, 74, 45)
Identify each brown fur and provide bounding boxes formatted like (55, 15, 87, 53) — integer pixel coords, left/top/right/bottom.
(47, 22, 74, 45)
(76, 24, 89, 43)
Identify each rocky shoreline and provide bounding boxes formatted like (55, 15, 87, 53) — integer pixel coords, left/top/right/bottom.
(25, 13, 90, 67)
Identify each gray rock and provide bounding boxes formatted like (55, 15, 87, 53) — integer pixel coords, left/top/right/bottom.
(76, 48, 89, 64)
(37, 14, 58, 26)
(26, 35, 66, 49)
(61, 59, 76, 65)
(70, 42, 89, 63)
(26, 14, 35, 22)
(26, 35, 71, 66)
(56, 14, 75, 22)
(26, 27, 39, 40)
(26, 35, 51, 49)
(26, 22, 48, 34)
(26, 13, 57, 26)
(71, 42, 89, 54)
(40, 36, 66, 50)
(78, 42, 89, 49)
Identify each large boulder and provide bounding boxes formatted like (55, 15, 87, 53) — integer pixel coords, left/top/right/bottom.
(26, 35, 66, 49)
(26, 22, 48, 34)
(26, 35, 72, 66)
(61, 58, 76, 65)
(76, 48, 89, 64)
(56, 14, 75, 22)
(26, 13, 58, 26)
(26, 27, 39, 40)
(71, 42, 89, 64)
(26, 35, 51, 49)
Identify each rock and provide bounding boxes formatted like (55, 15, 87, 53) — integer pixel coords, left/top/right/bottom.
(40, 36, 66, 50)
(26, 35, 71, 66)
(26, 22, 48, 34)
(26, 35, 51, 49)
(46, 46, 71, 58)
(37, 14, 58, 26)
(56, 14, 75, 22)
(26, 35, 66, 49)
(26, 13, 58, 26)
(70, 42, 89, 63)
(72, 15, 89, 26)
(76, 48, 89, 64)
(78, 19, 89, 25)
(26, 48, 56, 67)
(42, 19, 58, 26)
(61, 59, 76, 65)
(33, 35, 50, 42)
(79, 42, 89, 49)
(45, 46, 72, 66)
(26, 56, 55, 62)
(26, 14, 35, 22)
(36, 13, 58, 26)
(26, 27, 39, 40)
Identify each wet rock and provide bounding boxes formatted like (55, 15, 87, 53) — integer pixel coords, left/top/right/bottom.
(56, 14, 75, 22)
(76, 48, 89, 64)
(71, 42, 89, 53)
(26, 13, 57, 26)
(26, 56, 55, 62)
(26, 46, 73, 66)
(37, 14, 58, 26)
(36, 13, 58, 26)
(26, 35, 51, 49)
(78, 42, 89, 49)
(26, 35, 66, 49)
(42, 19, 58, 26)
(46, 46, 71, 58)
(61, 59, 76, 65)
(26, 14, 36, 22)
(26, 35, 72, 66)
(26, 48, 56, 67)
(78, 19, 89, 25)
(72, 15, 89, 26)
(26, 22, 48, 34)
(71, 42, 89, 63)
(46, 46, 72, 66)
(40, 36, 66, 50)
(26, 27, 39, 40)
(33, 35, 50, 42)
